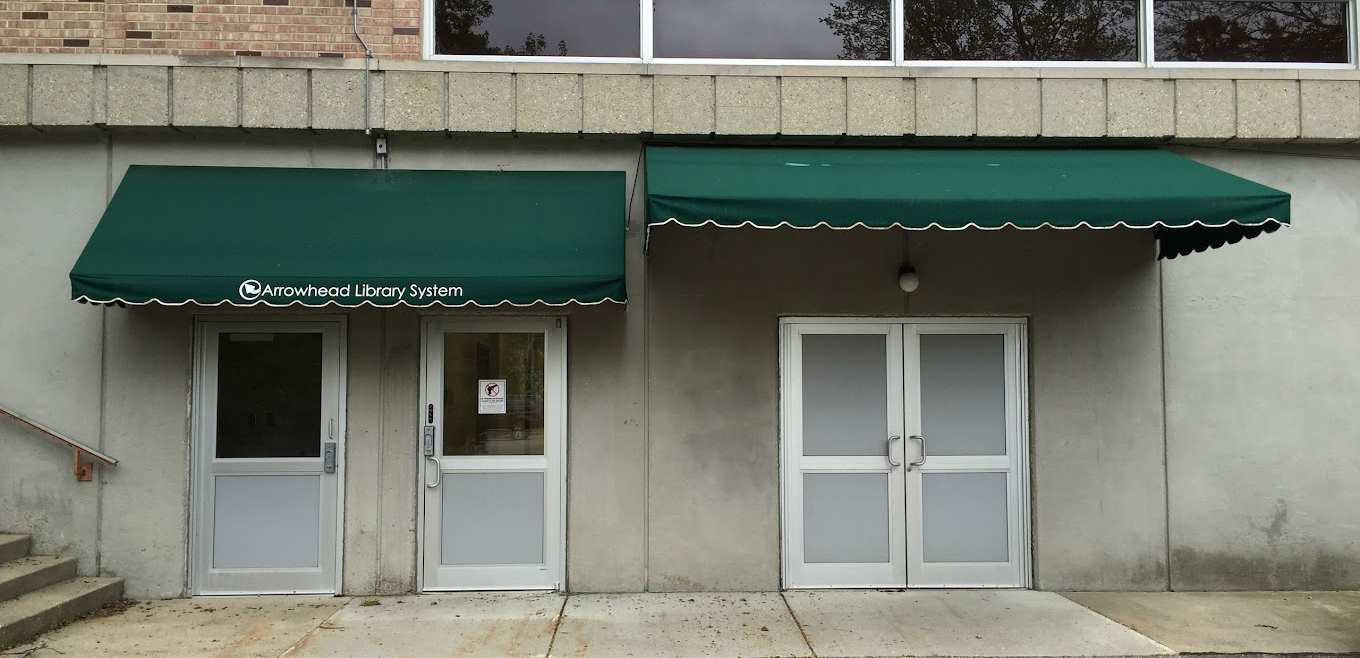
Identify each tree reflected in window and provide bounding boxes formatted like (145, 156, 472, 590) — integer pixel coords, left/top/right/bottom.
(433, 0, 639, 56)
(900, 0, 1138, 60)
(1154, 1, 1347, 62)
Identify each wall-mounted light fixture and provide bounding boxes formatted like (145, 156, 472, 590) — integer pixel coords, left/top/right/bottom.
(898, 264, 920, 293)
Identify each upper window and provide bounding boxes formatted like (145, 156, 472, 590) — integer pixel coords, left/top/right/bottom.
(426, 0, 1355, 65)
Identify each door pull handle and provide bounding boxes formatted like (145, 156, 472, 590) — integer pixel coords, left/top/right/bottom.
(424, 455, 441, 488)
(323, 442, 338, 474)
(907, 435, 926, 471)
(887, 435, 902, 468)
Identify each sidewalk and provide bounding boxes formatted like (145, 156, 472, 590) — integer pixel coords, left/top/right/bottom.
(7, 590, 1358, 658)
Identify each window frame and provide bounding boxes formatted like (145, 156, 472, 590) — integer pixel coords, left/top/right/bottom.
(421, 0, 1357, 68)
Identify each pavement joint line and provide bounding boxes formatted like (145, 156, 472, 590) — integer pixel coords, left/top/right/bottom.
(543, 592, 570, 658)
(1060, 593, 1178, 656)
(779, 591, 818, 658)
(275, 596, 353, 658)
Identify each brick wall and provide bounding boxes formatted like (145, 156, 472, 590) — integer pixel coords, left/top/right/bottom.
(0, 0, 420, 58)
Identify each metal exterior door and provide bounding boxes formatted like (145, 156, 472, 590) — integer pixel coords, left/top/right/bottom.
(904, 323, 1028, 588)
(782, 319, 1029, 589)
(783, 323, 907, 588)
(191, 321, 344, 595)
(420, 318, 565, 591)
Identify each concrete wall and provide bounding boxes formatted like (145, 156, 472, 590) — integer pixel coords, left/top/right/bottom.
(2, 130, 1357, 596)
(1163, 146, 1360, 590)
(0, 133, 107, 575)
(0, 132, 648, 597)
(4, 58, 1360, 143)
(644, 226, 1166, 591)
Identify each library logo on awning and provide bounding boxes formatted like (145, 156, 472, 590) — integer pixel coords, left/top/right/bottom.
(238, 279, 263, 301)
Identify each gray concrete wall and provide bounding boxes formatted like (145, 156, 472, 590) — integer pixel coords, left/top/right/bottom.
(644, 226, 1167, 591)
(0, 134, 107, 575)
(2, 130, 1356, 597)
(1163, 146, 1360, 590)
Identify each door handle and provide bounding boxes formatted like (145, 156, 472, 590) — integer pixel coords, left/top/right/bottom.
(887, 435, 902, 468)
(424, 455, 442, 488)
(323, 441, 337, 473)
(907, 435, 926, 471)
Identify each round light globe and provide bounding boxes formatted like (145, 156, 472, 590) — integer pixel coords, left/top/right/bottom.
(898, 270, 920, 293)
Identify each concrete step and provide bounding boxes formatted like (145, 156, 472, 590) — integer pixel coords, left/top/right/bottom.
(0, 577, 123, 651)
(0, 556, 77, 604)
(0, 535, 29, 565)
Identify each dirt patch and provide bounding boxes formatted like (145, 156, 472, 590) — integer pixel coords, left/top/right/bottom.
(82, 598, 140, 620)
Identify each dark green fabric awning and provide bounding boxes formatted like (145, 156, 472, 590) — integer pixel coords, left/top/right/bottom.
(71, 166, 626, 307)
(645, 147, 1290, 258)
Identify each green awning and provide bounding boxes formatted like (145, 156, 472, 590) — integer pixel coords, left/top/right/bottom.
(645, 147, 1290, 259)
(71, 166, 626, 307)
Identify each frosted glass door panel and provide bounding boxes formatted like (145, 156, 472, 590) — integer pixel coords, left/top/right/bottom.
(803, 473, 890, 563)
(213, 475, 321, 569)
(802, 333, 889, 456)
(919, 334, 1007, 456)
(922, 473, 1009, 563)
(441, 473, 545, 566)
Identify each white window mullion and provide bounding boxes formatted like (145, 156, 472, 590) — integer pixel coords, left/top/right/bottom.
(893, 0, 906, 66)
(640, 0, 654, 62)
(1142, 0, 1156, 66)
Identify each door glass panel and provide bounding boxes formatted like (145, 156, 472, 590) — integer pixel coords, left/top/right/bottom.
(442, 333, 546, 456)
(441, 472, 545, 565)
(216, 332, 323, 459)
(919, 333, 1006, 456)
(802, 333, 889, 456)
(804, 473, 890, 563)
(213, 475, 321, 568)
(922, 472, 1009, 562)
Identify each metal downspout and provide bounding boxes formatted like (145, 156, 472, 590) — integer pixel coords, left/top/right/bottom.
(352, 0, 372, 135)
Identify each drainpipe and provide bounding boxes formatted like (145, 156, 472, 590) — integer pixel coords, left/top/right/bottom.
(351, 0, 373, 135)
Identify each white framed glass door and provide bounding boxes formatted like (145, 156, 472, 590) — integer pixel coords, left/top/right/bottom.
(781, 318, 1029, 589)
(420, 318, 565, 591)
(904, 323, 1028, 588)
(783, 323, 907, 588)
(190, 320, 345, 595)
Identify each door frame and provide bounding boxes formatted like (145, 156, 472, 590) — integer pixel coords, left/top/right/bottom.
(188, 316, 348, 596)
(778, 316, 1031, 590)
(415, 316, 568, 592)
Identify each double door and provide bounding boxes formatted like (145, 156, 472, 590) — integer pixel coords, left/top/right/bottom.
(782, 319, 1029, 589)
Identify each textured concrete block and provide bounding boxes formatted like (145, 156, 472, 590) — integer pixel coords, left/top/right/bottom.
(0, 65, 27, 125)
(977, 78, 1039, 137)
(448, 72, 513, 132)
(171, 67, 238, 127)
(847, 77, 912, 136)
(1300, 80, 1360, 141)
(31, 65, 94, 126)
(715, 76, 778, 135)
(311, 69, 380, 131)
(780, 77, 845, 136)
(654, 75, 714, 135)
(1236, 80, 1300, 140)
(107, 67, 169, 126)
(516, 73, 581, 133)
(916, 78, 975, 137)
(384, 71, 444, 132)
(1107, 79, 1173, 138)
(1174, 79, 1235, 140)
(1041, 79, 1104, 137)
(583, 74, 652, 134)
(242, 68, 307, 129)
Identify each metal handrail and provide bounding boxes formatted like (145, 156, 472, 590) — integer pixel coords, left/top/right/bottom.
(0, 405, 117, 481)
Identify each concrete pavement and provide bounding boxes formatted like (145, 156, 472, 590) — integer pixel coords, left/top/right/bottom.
(7, 590, 1356, 658)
